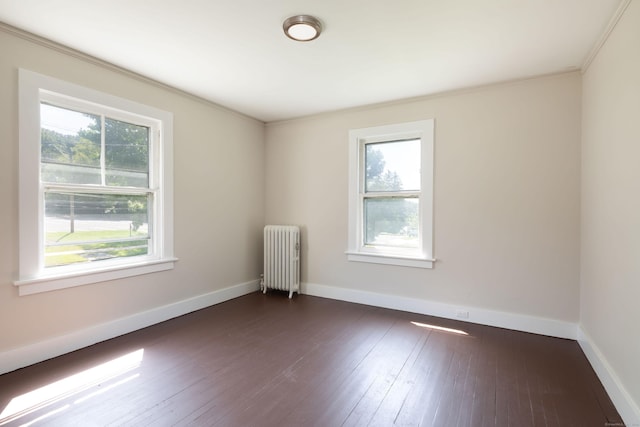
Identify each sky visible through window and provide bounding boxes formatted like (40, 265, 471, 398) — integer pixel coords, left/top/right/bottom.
(41, 103, 94, 135)
(373, 139, 420, 190)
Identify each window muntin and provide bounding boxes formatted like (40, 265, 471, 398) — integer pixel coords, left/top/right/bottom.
(347, 120, 434, 269)
(17, 69, 175, 295)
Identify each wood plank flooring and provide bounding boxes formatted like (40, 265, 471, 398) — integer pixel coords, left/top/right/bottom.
(0, 292, 623, 426)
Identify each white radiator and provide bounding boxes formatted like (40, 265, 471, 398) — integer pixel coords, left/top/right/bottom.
(262, 225, 300, 298)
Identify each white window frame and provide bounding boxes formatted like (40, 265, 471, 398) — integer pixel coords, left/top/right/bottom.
(347, 119, 435, 269)
(15, 69, 176, 296)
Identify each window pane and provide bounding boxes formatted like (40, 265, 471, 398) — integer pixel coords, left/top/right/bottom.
(40, 103, 101, 185)
(365, 139, 420, 192)
(364, 197, 419, 249)
(105, 118, 149, 187)
(44, 192, 150, 268)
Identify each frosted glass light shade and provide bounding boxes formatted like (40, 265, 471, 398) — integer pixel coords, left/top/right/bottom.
(283, 15, 322, 41)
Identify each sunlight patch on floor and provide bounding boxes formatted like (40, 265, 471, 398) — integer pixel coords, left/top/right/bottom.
(0, 349, 144, 425)
(411, 321, 469, 335)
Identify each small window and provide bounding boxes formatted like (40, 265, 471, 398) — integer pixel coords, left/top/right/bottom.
(16, 69, 176, 295)
(347, 120, 435, 268)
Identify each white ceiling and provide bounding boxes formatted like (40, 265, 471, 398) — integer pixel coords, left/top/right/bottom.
(0, 0, 623, 122)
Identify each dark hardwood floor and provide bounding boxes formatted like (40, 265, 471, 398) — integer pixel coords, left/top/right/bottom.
(0, 292, 622, 426)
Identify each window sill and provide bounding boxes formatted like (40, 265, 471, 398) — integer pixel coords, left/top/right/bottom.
(14, 257, 178, 296)
(345, 251, 435, 269)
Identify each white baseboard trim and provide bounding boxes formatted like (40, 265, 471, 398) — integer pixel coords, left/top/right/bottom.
(302, 282, 578, 339)
(0, 279, 260, 375)
(578, 327, 640, 427)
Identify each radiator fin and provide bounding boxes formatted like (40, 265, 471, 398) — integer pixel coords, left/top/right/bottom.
(263, 225, 300, 298)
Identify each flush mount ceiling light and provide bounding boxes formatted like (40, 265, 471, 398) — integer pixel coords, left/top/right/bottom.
(283, 15, 322, 42)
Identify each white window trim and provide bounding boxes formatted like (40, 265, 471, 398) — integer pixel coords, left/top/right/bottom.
(15, 69, 176, 296)
(346, 119, 435, 269)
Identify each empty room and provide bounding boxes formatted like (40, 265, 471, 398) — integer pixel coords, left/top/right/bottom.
(0, 0, 638, 426)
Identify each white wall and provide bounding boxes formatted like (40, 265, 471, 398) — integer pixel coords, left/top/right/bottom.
(0, 27, 264, 368)
(265, 72, 581, 328)
(581, 0, 640, 423)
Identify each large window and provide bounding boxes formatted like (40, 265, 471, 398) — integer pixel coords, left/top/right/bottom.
(16, 69, 175, 295)
(347, 120, 435, 268)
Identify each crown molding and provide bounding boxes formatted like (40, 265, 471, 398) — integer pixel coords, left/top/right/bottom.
(0, 21, 261, 123)
(581, 0, 632, 72)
